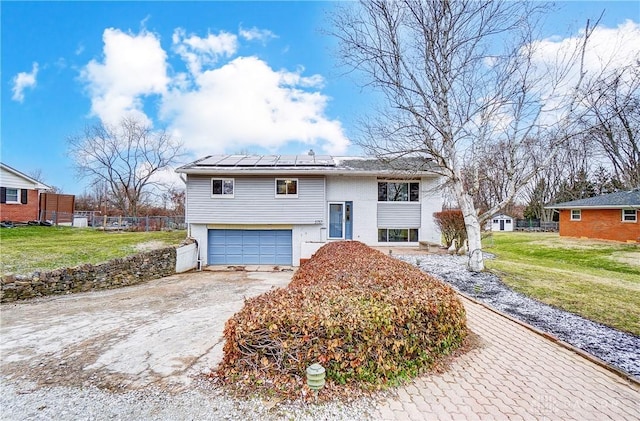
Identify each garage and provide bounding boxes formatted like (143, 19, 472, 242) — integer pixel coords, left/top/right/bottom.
(208, 229, 293, 265)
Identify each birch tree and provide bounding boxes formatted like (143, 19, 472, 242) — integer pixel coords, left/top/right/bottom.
(331, 0, 594, 271)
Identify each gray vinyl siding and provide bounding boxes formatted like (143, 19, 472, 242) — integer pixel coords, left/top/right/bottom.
(186, 175, 325, 224)
(377, 203, 421, 228)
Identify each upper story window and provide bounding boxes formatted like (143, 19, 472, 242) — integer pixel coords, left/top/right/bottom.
(622, 209, 637, 222)
(276, 179, 298, 197)
(212, 178, 234, 198)
(378, 181, 419, 202)
(570, 209, 581, 221)
(5, 188, 19, 203)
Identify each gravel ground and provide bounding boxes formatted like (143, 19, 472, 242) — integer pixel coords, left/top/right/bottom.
(397, 253, 640, 379)
(0, 379, 380, 421)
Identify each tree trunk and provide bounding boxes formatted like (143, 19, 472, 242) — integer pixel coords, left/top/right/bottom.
(454, 180, 484, 272)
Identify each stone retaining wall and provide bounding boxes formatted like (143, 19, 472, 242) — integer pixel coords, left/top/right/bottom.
(1, 247, 177, 303)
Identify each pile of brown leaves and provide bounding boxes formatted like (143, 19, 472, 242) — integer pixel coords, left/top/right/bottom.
(213, 241, 467, 402)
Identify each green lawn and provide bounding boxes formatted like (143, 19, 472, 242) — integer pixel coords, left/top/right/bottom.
(485, 232, 640, 336)
(0, 226, 187, 275)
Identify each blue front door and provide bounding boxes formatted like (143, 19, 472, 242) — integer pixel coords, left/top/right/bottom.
(208, 229, 292, 265)
(345, 201, 353, 240)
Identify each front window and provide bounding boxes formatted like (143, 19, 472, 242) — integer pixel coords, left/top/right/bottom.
(378, 228, 419, 242)
(622, 209, 637, 222)
(212, 178, 234, 197)
(378, 182, 419, 202)
(276, 179, 298, 197)
(570, 209, 581, 221)
(5, 188, 19, 203)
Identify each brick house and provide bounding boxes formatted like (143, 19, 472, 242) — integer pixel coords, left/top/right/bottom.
(0, 163, 51, 222)
(548, 189, 640, 242)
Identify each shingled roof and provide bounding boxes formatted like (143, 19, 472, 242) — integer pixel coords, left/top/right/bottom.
(548, 189, 640, 209)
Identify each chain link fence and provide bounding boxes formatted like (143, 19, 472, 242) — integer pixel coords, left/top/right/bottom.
(88, 215, 186, 231)
(515, 219, 559, 232)
(32, 210, 186, 231)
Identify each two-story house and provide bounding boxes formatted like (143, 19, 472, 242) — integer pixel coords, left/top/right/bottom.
(176, 154, 443, 267)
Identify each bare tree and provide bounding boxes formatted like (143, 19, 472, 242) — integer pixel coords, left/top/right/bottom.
(331, 0, 595, 271)
(68, 118, 183, 217)
(581, 65, 640, 189)
(27, 168, 62, 193)
(162, 187, 186, 217)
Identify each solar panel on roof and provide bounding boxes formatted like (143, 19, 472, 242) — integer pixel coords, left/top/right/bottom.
(256, 156, 279, 166)
(193, 154, 338, 168)
(276, 155, 297, 165)
(295, 156, 315, 164)
(237, 156, 261, 166)
(198, 155, 227, 166)
(217, 156, 245, 166)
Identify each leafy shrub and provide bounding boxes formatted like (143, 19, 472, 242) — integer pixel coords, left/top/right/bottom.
(215, 241, 467, 400)
(433, 209, 467, 247)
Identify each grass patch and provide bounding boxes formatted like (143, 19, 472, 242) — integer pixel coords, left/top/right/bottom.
(0, 226, 186, 275)
(485, 232, 640, 336)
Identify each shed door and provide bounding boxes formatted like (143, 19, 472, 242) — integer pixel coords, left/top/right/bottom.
(208, 229, 292, 265)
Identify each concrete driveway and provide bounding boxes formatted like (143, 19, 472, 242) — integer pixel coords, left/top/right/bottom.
(0, 270, 292, 392)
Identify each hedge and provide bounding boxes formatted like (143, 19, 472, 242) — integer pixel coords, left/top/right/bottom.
(215, 241, 467, 400)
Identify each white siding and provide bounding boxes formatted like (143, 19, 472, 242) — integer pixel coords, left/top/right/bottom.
(0, 167, 38, 190)
(420, 176, 444, 244)
(377, 203, 422, 227)
(326, 176, 378, 244)
(186, 175, 325, 224)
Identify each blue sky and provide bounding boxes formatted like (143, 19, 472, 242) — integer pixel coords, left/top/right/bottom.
(2, 1, 639, 195)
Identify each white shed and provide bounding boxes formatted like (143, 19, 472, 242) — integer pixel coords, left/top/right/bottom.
(490, 213, 514, 232)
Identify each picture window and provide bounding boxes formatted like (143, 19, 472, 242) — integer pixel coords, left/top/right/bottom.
(378, 181, 419, 202)
(378, 228, 418, 242)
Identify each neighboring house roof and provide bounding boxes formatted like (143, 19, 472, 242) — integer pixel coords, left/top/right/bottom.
(491, 213, 513, 219)
(547, 189, 640, 209)
(176, 154, 439, 176)
(0, 162, 51, 190)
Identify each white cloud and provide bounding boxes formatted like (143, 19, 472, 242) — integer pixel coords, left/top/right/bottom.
(160, 56, 349, 155)
(81, 28, 169, 125)
(531, 20, 640, 97)
(11, 62, 39, 102)
(239, 26, 277, 43)
(81, 24, 349, 156)
(516, 19, 640, 125)
(172, 28, 237, 74)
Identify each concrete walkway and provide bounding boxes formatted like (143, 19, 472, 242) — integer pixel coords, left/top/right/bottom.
(374, 296, 640, 421)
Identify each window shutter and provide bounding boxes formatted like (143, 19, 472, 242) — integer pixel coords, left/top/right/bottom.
(21, 189, 28, 204)
(0, 187, 6, 204)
